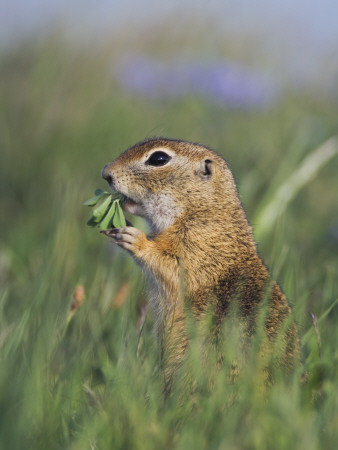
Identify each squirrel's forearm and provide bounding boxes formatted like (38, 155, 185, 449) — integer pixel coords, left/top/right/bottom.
(111, 226, 181, 299)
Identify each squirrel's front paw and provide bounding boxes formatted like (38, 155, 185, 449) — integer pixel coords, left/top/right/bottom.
(103, 227, 148, 256)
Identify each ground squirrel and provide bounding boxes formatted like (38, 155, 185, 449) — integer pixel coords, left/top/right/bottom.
(101, 138, 300, 389)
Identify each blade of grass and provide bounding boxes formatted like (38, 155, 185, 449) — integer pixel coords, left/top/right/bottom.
(254, 136, 338, 239)
(301, 298, 338, 345)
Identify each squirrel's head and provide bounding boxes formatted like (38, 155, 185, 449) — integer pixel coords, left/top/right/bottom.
(102, 138, 237, 233)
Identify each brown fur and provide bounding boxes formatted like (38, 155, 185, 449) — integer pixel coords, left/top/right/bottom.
(101, 138, 301, 390)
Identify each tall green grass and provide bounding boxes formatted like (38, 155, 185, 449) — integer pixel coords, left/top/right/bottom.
(0, 39, 337, 449)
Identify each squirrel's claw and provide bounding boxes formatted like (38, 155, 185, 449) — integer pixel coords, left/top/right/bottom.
(103, 226, 148, 256)
(100, 229, 118, 237)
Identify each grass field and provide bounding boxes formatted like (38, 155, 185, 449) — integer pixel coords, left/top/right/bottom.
(0, 39, 338, 449)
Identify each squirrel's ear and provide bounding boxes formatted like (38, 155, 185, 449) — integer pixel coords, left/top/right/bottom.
(197, 159, 215, 180)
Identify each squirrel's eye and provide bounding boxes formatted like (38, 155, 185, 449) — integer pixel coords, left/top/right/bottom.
(146, 151, 171, 167)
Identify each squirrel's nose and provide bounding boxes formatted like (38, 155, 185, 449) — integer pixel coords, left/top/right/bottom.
(101, 164, 113, 185)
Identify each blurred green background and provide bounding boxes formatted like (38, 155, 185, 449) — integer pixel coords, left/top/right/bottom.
(0, 3, 338, 449)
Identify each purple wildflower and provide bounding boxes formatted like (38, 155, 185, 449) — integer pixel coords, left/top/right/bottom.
(115, 56, 279, 110)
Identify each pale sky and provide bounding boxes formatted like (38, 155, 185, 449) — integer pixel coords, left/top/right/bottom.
(1, 0, 337, 86)
(1, 0, 338, 51)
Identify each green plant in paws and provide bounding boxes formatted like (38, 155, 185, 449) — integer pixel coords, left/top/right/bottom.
(84, 189, 126, 230)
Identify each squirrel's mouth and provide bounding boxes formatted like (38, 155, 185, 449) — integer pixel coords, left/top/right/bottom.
(111, 191, 136, 207)
(110, 188, 142, 217)
(118, 194, 140, 215)
(123, 197, 137, 207)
